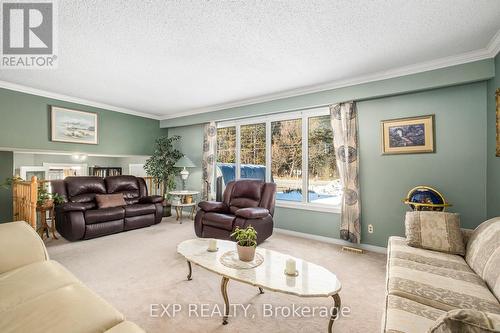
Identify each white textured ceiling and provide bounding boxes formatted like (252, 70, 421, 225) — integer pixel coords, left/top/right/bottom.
(1, 0, 500, 119)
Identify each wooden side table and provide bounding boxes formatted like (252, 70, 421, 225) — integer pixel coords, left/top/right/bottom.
(37, 201, 57, 240)
(169, 190, 200, 223)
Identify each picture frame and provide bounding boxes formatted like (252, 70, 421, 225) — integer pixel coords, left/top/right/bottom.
(381, 115, 434, 155)
(496, 88, 500, 156)
(50, 106, 98, 144)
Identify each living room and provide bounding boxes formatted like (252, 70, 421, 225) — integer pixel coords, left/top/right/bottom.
(0, 1, 499, 333)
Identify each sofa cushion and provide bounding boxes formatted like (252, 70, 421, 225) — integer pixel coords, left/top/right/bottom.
(66, 176, 106, 201)
(96, 193, 126, 209)
(125, 204, 156, 217)
(0, 283, 124, 333)
(387, 237, 500, 314)
(0, 260, 79, 313)
(0, 222, 48, 275)
(428, 309, 500, 333)
(466, 217, 500, 301)
(105, 176, 140, 200)
(405, 211, 465, 255)
(383, 294, 445, 333)
(105, 321, 146, 333)
(202, 213, 236, 231)
(85, 207, 125, 224)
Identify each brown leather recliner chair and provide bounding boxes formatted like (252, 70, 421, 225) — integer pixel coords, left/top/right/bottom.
(194, 179, 276, 244)
(52, 175, 164, 241)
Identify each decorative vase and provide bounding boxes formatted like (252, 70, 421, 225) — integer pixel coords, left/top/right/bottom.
(184, 195, 193, 204)
(237, 244, 256, 262)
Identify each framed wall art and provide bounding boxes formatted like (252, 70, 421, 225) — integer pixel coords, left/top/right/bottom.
(51, 106, 98, 144)
(381, 115, 434, 155)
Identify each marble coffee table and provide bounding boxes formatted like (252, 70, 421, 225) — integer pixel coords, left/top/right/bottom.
(177, 239, 342, 332)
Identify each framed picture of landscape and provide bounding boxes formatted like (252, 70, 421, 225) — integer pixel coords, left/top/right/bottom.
(51, 106, 98, 144)
(381, 115, 434, 155)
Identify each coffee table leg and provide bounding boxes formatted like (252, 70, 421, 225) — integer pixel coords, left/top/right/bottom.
(258, 287, 264, 294)
(186, 261, 192, 281)
(221, 277, 230, 325)
(328, 294, 341, 333)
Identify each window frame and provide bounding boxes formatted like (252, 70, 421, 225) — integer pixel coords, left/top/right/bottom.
(217, 107, 340, 213)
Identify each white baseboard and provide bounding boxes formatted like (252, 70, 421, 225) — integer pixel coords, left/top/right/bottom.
(273, 228, 387, 254)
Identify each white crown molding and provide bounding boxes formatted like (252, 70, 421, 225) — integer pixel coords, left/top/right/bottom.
(0, 146, 150, 158)
(487, 29, 500, 57)
(273, 228, 387, 254)
(161, 28, 500, 121)
(0, 80, 162, 120)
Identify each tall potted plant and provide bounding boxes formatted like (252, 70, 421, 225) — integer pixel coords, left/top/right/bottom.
(230, 226, 258, 261)
(144, 135, 183, 198)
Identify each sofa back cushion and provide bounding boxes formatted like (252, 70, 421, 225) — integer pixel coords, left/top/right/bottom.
(227, 179, 264, 214)
(65, 176, 106, 208)
(465, 217, 500, 300)
(105, 176, 140, 204)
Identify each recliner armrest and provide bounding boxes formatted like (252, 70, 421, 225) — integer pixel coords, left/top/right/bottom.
(235, 207, 270, 219)
(57, 202, 87, 212)
(198, 201, 228, 213)
(139, 195, 163, 204)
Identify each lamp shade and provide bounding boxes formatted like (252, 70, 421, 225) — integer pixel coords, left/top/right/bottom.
(174, 155, 196, 168)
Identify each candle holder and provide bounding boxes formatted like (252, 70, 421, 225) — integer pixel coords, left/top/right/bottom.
(284, 269, 299, 277)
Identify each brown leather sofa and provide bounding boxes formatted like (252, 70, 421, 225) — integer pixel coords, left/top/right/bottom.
(194, 179, 276, 244)
(52, 175, 163, 241)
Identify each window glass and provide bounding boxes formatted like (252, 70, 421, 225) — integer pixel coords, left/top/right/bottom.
(240, 123, 266, 180)
(271, 119, 302, 202)
(216, 126, 236, 184)
(308, 116, 341, 205)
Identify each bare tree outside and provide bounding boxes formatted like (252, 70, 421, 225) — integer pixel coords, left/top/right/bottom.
(271, 119, 302, 201)
(216, 127, 236, 163)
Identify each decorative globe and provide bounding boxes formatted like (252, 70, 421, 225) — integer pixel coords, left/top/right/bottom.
(404, 186, 451, 211)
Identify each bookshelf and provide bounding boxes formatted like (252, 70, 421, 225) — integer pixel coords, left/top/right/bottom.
(89, 167, 122, 177)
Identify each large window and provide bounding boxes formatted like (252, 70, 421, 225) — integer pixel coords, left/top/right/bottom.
(216, 108, 340, 211)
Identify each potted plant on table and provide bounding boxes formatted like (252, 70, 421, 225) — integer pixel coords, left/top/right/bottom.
(37, 184, 64, 208)
(231, 226, 258, 262)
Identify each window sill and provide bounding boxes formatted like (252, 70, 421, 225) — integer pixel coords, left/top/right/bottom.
(275, 201, 341, 214)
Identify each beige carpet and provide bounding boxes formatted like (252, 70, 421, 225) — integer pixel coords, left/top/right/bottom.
(45, 217, 387, 333)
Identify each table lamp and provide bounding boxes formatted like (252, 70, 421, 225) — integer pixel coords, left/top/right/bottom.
(174, 155, 196, 190)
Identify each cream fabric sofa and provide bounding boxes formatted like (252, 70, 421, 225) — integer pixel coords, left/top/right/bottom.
(0, 221, 145, 333)
(382, 217, 500, 332)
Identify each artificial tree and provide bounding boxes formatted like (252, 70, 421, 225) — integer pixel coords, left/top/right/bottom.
(144, 135, 183, 198)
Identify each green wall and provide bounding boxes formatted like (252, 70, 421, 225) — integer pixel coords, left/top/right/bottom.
(360, 83, 487, 245)
(0, 88, 167, 156)
(168, 124, 204, 190)
(0, 151, 13, 222)
(0, 88, 167, 222)
(487, 53, 500, 218)
(167, 80, 491, 247)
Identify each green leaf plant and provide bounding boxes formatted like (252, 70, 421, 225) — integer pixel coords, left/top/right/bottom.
(144, 135, 183, 197)
(230, 226, 258, 247)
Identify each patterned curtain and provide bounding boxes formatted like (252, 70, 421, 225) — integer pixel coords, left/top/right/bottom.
(202, 121, 216, 201)
(330, 102, 361, 244)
